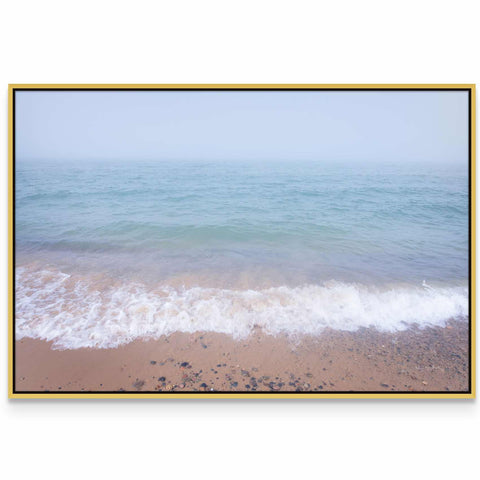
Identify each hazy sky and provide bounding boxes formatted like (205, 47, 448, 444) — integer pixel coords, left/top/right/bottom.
(15, 90, 469, 163)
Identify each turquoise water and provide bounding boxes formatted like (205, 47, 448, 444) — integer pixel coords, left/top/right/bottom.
(15, 159, 469, 348)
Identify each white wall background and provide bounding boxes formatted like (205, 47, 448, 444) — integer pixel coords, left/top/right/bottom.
(1, 1, 478, 479)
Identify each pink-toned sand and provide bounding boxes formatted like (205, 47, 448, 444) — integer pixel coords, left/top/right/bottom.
(15, 320, 469, 393)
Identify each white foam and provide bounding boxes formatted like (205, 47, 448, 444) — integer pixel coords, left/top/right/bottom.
(15, 267, 469, 349)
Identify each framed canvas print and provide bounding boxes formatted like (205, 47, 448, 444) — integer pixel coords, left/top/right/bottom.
(8, 84, 475, 398)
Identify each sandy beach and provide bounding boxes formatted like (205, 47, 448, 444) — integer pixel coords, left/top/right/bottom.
(15, 320, 469, 394)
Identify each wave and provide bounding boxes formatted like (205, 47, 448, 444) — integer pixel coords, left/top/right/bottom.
(15, 267, 468, 350)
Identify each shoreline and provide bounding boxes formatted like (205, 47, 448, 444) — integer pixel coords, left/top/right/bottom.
(16, 263, 469, 350)
(15, 321, 469, 393)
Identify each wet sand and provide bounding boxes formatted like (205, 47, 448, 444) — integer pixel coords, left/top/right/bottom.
(15, 321, 470, 393)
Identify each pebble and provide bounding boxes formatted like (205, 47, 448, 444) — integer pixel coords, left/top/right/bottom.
(150, 361, 156, 365)
(180, 362, 189, 367)
(133, 380, 145, 389)
(158, 377, 166, 382)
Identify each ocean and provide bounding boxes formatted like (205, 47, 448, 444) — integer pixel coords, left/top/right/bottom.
(15, 159, 469, 349)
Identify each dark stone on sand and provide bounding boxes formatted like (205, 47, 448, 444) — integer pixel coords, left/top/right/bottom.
(159, 377, 166, 382)
(380, 383, 389, 388)
(133, 380, 145, 389)
(150, 361, 156, 365)
(200, 383, 208, 388)
(180, 362, 189, 367)
(231, 381, 238, 388)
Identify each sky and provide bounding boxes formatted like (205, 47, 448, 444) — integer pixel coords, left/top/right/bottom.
(15, 90, 469, 163)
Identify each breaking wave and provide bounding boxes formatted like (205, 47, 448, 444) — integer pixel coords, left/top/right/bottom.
(15, 266, 468, 349)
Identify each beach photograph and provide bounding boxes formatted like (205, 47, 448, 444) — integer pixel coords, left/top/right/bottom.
(11, 87, 472, 396)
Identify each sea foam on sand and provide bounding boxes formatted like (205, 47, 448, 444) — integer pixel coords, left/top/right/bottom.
(15, 266, 468, 350)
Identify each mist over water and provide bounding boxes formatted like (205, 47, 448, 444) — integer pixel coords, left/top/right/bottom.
(15, 159, 469, 348)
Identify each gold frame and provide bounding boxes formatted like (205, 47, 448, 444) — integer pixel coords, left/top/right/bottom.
(8, 84, 476, 399)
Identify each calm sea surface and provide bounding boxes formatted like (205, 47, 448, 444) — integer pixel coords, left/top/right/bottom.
(15, 159, 469, 348)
